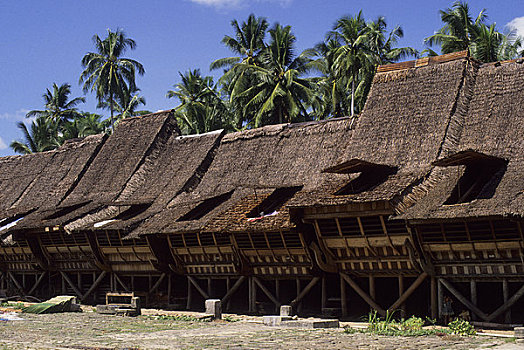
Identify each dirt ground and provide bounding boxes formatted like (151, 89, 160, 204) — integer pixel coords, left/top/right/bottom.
(0, 308, 522, 350)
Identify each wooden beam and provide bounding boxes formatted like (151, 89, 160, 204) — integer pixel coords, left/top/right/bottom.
(398, 275, 406, 319)
(114, 273, 130, 292)
(440, 278, 489, 321)
(60, 271, 83, 299)
(149, 273, 166, 295)
(7, 272, 25, 295)
(290, 277, 320, 308)
(341, 273, 385, 316)
(438, 278, 443, 319)
(431, 277, 437, 320)
(222, 276, 246, 304)
(249, 277, 256, 313)
(253, 277, 280, 308)
(340, 275, 347, 317)
(82, 271, 107, 302)
(28, 272, 47, 296)
(388, 273, 427, 313)
(470, 280, 477, 321)
(503, 279, 510, 323)
(186, 277, 192, 310)
(187, 275, 208, 299)
(486, 282, 524, 322)
(321, 277, 327, 310)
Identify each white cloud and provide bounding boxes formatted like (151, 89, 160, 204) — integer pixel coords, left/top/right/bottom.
(506, 16, 524, 39)
(0, 137, 6, 150)
(189, 0, 292, 9)
(0, 109, 30, 121)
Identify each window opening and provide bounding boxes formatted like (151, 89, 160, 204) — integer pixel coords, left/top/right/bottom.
(247, 186, 302, 218)
(114, 203, 152, 221)
(335, 170, 394, 195)
(444, 161, 506, 205)
(178, 191, 233, 222)
(45, 201, 91, 220)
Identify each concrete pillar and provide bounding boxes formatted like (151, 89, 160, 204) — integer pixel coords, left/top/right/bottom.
(280, 305, 292, 316)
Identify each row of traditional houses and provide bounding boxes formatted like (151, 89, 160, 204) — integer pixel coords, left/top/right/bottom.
(0, 51, 522, 324)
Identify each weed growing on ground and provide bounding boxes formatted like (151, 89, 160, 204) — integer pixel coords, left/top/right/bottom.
(222, 315, 240, 322)
(344, 310, 451, 337)
(448, 318, 476, 336)
(149, 314, 211, 322)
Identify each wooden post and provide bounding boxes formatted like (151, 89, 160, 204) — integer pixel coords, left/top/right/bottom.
(296, 279, 302, 314)
(226, 277, 231, 311)
(431, 277, 437, 320)
(167, 274, 172, 305)
(321, 277, 327, 311)
(503, 279, 510, 323)
(207, 278, 212, 299)
(62, 273, 66, 294)
(437, 278, 443, 321)
(275, 279, 280, 302)
(369, 276, 376, 300)
(248, 277, 256, 313)
(340, 274, 347, 317)
(470, 280, 477, 321)
(398, 275, 406, 319)
(186, 276, 192, 310)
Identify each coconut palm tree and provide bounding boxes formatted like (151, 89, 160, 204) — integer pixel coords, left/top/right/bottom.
(229, 24, 315, 127)
(10, 117, 61, 154)
(210, 14, 269, 71)
(26, 83, 85, 125)
(425, 1, 486, 54)
(80, 29, 145, 129)
(167, 69, 230, 134)
(61, 113, 109, 140)
(98, 86, 149, 127)
(473, 24, 523, 62)
(327, 12, 377, 118)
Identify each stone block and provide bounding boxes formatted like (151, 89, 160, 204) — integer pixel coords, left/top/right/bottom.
(205, 299, 222, 320)
(263, 315, 293, 326)
(515, 327, 524, 339)
(284, 319, 340, 329)
(280, 305, 292, 316)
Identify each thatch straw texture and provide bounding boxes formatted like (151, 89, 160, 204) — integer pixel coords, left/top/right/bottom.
(403, 60, 524, 219)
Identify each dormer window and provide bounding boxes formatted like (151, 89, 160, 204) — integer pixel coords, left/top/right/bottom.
(178, 191, 233, 222)
(247, 186, 302, 218)
(323, 158, 396, 196)
(114, 203, 152, 221)
(435, 151, 507, 205)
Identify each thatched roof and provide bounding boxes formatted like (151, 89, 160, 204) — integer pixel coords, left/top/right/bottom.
(289, 52, 476, 211)
(0, 134, 105, 235)
(404, 59, 524, 220)
(131, 118, 353, 236)
(14, 111, 181, 232)
(64, 128, 224, 232)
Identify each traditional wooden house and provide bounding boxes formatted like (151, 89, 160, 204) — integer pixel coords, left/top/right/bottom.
(0, 134, 105, 297)
(286, 51, 478, 318)
(403, 59, 524, 324)
(130, 119, 353, 312)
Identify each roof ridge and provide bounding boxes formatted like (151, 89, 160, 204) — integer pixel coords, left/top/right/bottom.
(377, 50, 469, 73)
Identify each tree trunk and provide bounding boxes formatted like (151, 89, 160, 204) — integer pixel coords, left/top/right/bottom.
(350, 74, 355, 118)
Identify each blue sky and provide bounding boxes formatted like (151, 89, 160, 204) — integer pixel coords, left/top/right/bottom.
(1, 0, 524, 157)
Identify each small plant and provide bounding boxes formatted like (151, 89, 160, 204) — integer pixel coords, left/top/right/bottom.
(222, 315, 239, 322)
(150, 314, 211, 322)
(448, 318, 476, 336)
(400, 316, 424, 331)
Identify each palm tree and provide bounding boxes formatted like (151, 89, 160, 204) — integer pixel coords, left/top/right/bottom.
(328, 12, 377, 118)
(424, 1, 486, 54)
(167, 69, 230, 134)
(210, 14, 269, 71)
(61, 113, 109, 140)
(10, 117, 60, 154)
(473, 24, 523, 62)
(230, 24, 315, 127)
(26, 83, 85, 125)
(98, 86, 149, 127)
(80, 29, 145, 129)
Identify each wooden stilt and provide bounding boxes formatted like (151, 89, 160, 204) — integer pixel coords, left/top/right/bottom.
(341, 273, 385, 316)
(291, 277, 320, 310)
(167, 274, 172, 305)
(503, 279, 510, 323)
(275, 279, 280, 302)
(437, 278, 443, 321)
(61, 273, 66, 294)
(398, 275, 406, 319)
(369, 276, 376, 301)
(321, 277, 327, 311)
(22, 273, 26, 290)
(222, 276, 246, 305)
(296, 279, 302, 314)
(470, 280, 477, 321)
(226, 277, 231, 311)
(340, 275, 347, 317)
(248, 277, 256, 313)
(253, 277, 280, 312)
(187, 276, 208, 299)
(440, 278, 489, 320)
(431, 277, 437, 320)
(207, 278, 212, 298)
(82, 271, 107, 303)
(186, 277, 192, 310)
(28, 272, 47, 296)
(60, 271, 83, 299)
(131, 275, 135, 290)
